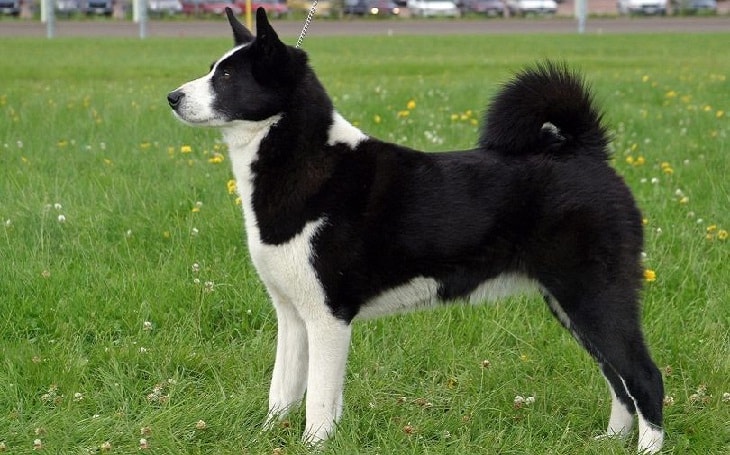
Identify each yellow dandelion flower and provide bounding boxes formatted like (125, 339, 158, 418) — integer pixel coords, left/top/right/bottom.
(470, 118, 478, 126)
(450, 113, 459, 121)
(208, 153, 224, 164)
(634, 156, 646, 166)
(227, 179, 237, 195)
(397, 110, 410, 118)
(716, 110, 725, 119)
(625, 156, 635, 165)
(663, 167, 674, 175)
(140, 142, 151, 149)
(234, 197, 242, 205)
(665, 90, 678, 99)
(191, 207, 200, 213)
(373, 114, 381, 124)
(642, 75, 650, 83)
(406, 99, 416, 110)
(180, 145, 192, 154)
(679, 196, 689, 204)
(642, 218, 649, 226)
(706, 225, 717, 233)
(703, 105, 713, 112)
(718, 230, 728, 241)
(644, 269, 657, 282)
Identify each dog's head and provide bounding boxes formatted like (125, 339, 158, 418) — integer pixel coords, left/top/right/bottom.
(167, 8, 308, 127)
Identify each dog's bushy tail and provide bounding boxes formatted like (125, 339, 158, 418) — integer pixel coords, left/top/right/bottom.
(479, 62, 609, 160)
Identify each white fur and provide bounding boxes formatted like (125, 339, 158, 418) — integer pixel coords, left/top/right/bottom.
(357, 273, 535, 320)
(603, 374, 635, 437)
(327, 112, 368, 147)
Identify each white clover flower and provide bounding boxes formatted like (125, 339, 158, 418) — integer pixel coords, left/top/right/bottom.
(53, 203, 62, 210)
(57, 214, 66, 223)
(204, 281, 215, 292)
(73, 392, 84, 402)
(191, 263, 200, 273)
(143, 321, 153, 331)
(195, 420, 207, 430)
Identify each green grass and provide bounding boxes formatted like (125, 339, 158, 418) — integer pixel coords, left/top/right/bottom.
(1, 31, 728, 454)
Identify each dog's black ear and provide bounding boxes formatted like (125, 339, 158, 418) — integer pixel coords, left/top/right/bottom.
(255, 7, 279, 45)
(250, 7, 307, 86)
(225, 7, 253, 46)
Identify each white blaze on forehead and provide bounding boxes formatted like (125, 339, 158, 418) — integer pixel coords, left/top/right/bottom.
(211, 43, 250, 73)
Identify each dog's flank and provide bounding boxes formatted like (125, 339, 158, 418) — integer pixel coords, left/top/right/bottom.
(168, 8, 664, 453)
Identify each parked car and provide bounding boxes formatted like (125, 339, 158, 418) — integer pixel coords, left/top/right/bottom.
(82, 0, 113, 15)
(671, 0, 716, 14)
(287, 0, 332, 15)
(407, 0, 461, 16)
(0, 0, 20, 16)
(506, 0, 556, 15)
(234, 0, 288, 18)
(344, 0, 401, 15)
(149, 0, 183, 15)
(458, 0, 505, 16)
(56, 0, 81, 15)
(182, 0, 242, 15)
(616, 0, 667, 15)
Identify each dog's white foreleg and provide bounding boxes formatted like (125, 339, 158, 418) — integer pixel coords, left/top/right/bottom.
(302, 315, 352, 445)
(264, 292, 309, 429)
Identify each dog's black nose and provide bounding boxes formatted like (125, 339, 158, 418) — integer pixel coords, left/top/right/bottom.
(167, 90, 184, 109)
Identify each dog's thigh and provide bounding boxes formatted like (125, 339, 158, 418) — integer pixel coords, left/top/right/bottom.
(265, 290, 309, 428)
(302, 314, 352, 444)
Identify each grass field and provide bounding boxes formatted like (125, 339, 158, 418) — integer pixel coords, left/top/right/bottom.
(1, 29, 729, 454)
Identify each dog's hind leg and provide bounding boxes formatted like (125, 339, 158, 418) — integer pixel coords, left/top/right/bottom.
(265, 290, 309, 429)
(302, 311, 352, 445)
(600, 363, 636, 438)
(542, 289, 664, 454)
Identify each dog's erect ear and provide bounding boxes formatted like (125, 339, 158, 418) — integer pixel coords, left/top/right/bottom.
(225, 7, 254, 46)
(255, 7, 280, 46)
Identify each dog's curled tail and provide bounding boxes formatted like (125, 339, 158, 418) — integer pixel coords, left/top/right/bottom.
(479, 62, 609, 160)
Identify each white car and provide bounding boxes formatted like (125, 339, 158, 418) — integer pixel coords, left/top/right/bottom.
(506, 0, 557, 15)
(617, 0, 667, 15)
(407, 0, 461, 16)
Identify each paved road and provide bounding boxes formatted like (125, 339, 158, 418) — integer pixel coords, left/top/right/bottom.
(1, 15, 728, 38)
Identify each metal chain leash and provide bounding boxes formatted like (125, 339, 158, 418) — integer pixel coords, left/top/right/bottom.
(295, 0, 318, 49)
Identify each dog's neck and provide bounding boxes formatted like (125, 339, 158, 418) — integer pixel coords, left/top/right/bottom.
(222, 115, 283, 152)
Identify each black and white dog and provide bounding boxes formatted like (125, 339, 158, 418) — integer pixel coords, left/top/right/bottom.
(168, 8, 664, 453)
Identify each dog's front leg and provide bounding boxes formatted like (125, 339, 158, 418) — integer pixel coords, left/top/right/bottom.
(265, 294, 309, 429)
(302, 315, 352, 445)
